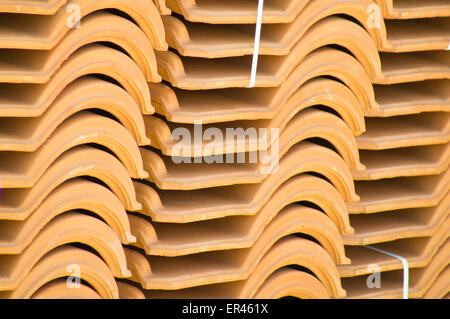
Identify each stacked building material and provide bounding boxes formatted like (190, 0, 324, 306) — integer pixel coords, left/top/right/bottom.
(0, 0, 167, 298)
(0, 0, 447, 299)
(338, 0, 450, 299)
(124, 0, 449, 299)
(123, 0, 374, 299)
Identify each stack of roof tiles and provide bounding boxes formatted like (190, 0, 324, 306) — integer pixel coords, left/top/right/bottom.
(338, 0, 450, 299)
(0, 0, 167, 299)
(0, 0, 448, 299)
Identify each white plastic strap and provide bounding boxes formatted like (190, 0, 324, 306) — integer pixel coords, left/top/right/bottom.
(446, 42, 450, 50)
(365, 245, 409, 299)
(248, 0, 264, 88)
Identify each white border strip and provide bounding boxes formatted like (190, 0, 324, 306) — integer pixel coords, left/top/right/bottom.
(248, 0, 264, 88)
(365, 245, 409, 299)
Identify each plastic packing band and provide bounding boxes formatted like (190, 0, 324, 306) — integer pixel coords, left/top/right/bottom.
(248, 0, 264, 88)
(446, 42, 450, 50)
(364, 245, 409, 299)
